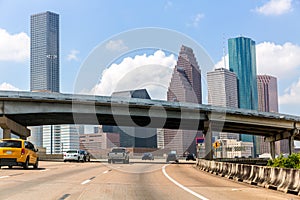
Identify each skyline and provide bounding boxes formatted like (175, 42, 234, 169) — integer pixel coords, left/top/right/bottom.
(0, 1, 300, 116)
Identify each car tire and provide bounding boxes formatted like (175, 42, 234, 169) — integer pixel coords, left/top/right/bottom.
(34, 158, 39, 169)
(23, 157, 29, 169)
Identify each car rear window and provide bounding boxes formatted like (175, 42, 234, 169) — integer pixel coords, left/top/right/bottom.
(112, 148, 125, 153)
(66, 150, 78, 153)
(0, 140, 22, 148)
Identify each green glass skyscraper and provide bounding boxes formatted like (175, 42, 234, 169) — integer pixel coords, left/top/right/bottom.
(228, 36, 258, 154)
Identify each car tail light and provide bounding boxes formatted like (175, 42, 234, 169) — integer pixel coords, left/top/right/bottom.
(21, 148, 25, 155)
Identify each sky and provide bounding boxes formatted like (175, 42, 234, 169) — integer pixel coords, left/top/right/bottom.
(0, 0, 300, 116)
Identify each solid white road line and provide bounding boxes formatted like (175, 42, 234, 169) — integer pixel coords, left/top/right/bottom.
(0, 176, 9, 179)
(81, 179, 91, 185)
(103, 170, 109, 174)
(162, 165, 210, 200)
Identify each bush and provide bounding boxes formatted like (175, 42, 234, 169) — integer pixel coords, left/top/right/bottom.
(267, 153, 300, 169)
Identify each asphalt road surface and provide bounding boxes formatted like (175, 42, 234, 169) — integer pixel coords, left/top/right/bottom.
(0, 160, 299, 200)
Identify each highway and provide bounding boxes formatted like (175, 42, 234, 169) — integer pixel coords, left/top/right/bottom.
(0, 160, 298, 200)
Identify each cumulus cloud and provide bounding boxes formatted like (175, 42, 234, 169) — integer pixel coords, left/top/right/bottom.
(91, 50, 176, 100)
(67, 49, 80, 61)
(255, 0, 293, 16)
(0, 28, 30, 62)
(279, 78, 300, 105)
(256, 42, 300, 78)
(214, 41, 300, 79)
(105, 39, 128, 52)
(0, 82, 20, 91)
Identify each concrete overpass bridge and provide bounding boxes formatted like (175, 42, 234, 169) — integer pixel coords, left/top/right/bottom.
(0, 91, 299, 160)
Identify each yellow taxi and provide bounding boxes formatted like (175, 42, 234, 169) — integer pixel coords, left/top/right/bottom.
(0, 138, 39, 169)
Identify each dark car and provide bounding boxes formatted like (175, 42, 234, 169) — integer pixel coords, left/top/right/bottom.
(166, 153, 178, 163)
(186, 153, 196, 161)
(80, 150, 91, 162)
(142, 153, 154, 160)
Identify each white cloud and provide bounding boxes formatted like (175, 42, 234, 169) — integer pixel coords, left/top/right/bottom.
(255, 0, 293, 16)
(214, 54, 229, 70)
(187, 13, 205, 28)
(0, 82, 20, 91)
(91, 50, 176, 100)
(214, 42, 300, 79)
(256, 42, 300, 78)
(0, 28, 30, 62)
(105, 39, 128, 52)
(67, 49, 80, 61)
(279, 78, 300, 105)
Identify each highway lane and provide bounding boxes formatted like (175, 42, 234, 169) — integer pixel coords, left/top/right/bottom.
(0, 160, 299, 200)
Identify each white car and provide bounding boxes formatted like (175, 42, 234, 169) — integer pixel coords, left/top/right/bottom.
(63, 150, 85, 162)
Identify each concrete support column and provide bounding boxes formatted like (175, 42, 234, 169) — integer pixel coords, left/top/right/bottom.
(288, 136, 295, 155)
(204, 122, 213, 160)
(3, 128, 11, 139)
(270, 141, 275, 159)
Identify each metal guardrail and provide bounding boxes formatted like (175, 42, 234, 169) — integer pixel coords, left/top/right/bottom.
(214, 158, 270, 166)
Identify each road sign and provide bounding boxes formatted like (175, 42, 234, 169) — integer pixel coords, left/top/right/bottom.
(196, 137, 204, 144)
(213, 141, 221, 148)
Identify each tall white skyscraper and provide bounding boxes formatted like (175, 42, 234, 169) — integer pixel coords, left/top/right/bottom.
(207, 68, 238, 108)
(207, 68, 239, 143)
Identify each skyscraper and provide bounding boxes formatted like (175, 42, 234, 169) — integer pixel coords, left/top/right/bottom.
(29, 11, 61, 153)
(228, 37, 258, 110)
(164, 45, 202, 156)
(228, 36, 258, 155)
(30, 11, 59, 92)
(207, 68, 238, 108)
(207, 68, 239, 147)
(257, 75, 289, 154)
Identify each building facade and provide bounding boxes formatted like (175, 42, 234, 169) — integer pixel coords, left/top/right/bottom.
(30, 11, 59, 92)
(207, 68, 238, 108)
(228, 36, 258, 153)
(165, 45, 202, 156)
(207, 68, 239, 150)
(257, 75, 289, 154)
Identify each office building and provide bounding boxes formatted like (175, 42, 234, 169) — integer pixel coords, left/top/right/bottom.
(30, 11, 59, 92)
(165, 45, 202, 156)
(228, 36, 258, 154)
(257, 75, 289, 154)
(207, 68, 238, 108)
(207, 68, 239, 145)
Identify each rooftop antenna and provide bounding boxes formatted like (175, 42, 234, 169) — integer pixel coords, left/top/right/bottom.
(222, 33, 227, 69)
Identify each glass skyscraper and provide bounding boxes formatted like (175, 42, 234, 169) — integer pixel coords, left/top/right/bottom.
(30, 11, 59, 92)
(228, 36, 258, 155)
(228, 36, 258, 110)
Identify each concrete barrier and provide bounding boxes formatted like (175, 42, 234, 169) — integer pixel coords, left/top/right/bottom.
(195, 159, 300, 196)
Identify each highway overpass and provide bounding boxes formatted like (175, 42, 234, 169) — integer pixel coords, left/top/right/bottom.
(0, 91, 299, 159)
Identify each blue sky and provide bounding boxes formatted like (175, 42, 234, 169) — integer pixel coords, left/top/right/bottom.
(0, 0, 300, 115)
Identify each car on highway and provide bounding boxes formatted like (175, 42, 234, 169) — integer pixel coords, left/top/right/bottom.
(0, 138, 39, 169)
(80, 150, 91, 162)
(186, 153, 196, 161)
(166, 152, 178, 163)
(108, 147, 129, 164)
(142, 152, 154, 160)
(63, 150, 85, 162)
